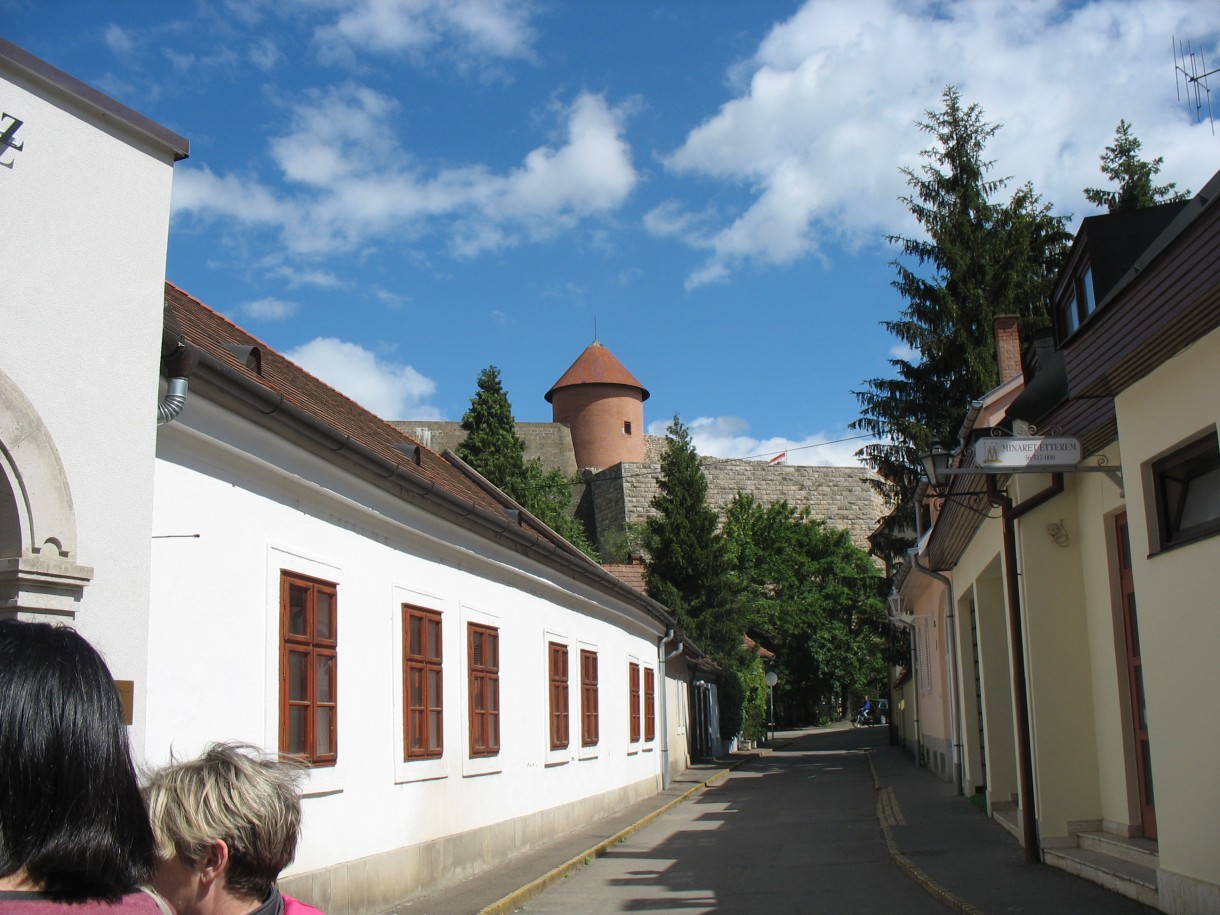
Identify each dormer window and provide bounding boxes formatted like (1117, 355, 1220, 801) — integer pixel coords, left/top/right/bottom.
(1058, 265, 1097, 340)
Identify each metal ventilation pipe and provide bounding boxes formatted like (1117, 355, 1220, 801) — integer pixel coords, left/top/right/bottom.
(157, 376, 189, 425)
(157, 333, 200, 426)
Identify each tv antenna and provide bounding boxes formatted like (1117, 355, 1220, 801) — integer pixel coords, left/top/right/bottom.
(1174, 36, 1218, 134)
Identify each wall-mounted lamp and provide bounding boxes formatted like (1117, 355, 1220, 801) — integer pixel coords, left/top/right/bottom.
(919, 445, 952, 491)
(887, 589, 905, 619)
(917, 445, 994, 516)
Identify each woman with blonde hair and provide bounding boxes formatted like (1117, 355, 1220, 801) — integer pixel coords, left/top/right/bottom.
(146, 743, 324, 915)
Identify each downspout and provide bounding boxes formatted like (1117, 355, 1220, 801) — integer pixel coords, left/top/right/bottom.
(908, 550, 964, 794)
(987, 472, 1064, 865)
(657, 629, 684, 789)
(158, 327, 200, 426)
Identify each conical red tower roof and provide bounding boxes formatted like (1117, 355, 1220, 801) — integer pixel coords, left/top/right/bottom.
(545, 341, 650, 403)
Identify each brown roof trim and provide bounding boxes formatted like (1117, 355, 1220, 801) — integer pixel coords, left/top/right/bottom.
(0, 38, 189, 161)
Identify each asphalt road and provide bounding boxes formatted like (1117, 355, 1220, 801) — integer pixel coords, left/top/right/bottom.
(517, 726, 950, 914)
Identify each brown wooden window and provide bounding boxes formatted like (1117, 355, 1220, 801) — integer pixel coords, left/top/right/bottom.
(468, 624, 500, 757)
(629, 662, 641, 742)
(280, 571, 337, 766)
(405, 606, 443, 760)
(549, 642, 569, 750)
(580, 649, 599, 747)
(644, 667, 656, 742)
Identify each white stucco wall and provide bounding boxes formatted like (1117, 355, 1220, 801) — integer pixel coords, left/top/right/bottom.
(148, 397, 668, 882)
(1, 53, 178, 753)
(1116, 325, 1220, 895)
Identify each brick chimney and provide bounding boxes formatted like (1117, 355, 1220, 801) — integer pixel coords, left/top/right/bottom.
(994, 315, 1022, 383)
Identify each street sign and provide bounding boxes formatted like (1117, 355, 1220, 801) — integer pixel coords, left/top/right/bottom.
(974, 436, 1081, 469)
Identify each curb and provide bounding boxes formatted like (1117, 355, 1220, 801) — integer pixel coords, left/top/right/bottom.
(867, 752, 987, 915)
(476, 751, 766, 915)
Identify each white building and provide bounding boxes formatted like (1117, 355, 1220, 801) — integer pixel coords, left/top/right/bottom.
(2, 39, 708, 915)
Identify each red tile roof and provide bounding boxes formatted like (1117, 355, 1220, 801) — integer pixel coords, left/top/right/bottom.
(164, 282, 542, 534)
(545, 341, 649, 402)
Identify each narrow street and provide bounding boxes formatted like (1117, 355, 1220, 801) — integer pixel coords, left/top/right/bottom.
(518, 727, 949, 914)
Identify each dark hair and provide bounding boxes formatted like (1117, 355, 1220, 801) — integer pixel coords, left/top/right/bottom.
(0, 619, 155, 900)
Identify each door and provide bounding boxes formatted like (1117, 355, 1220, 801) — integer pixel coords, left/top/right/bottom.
(1116, 513, 1156, 839)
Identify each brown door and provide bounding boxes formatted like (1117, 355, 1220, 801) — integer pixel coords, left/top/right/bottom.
(1116, 513, 1156, 839)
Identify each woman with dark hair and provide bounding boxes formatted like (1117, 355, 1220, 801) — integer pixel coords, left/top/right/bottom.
(0, 618, 166, 912)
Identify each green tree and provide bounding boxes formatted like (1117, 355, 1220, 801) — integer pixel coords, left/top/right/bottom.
(457, 365, 596, 558)
(456, 366, 527, 493)
(643, 416, 741, 657)
(851, 86, 1071, 562)
(1084, 120, 1189, 214)
(722, 495, 886, 722)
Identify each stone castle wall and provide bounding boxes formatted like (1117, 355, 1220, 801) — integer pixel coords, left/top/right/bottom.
(394, 422, 883, 560)
(391, 421, 578, 477)
(589, 457, 885, 558)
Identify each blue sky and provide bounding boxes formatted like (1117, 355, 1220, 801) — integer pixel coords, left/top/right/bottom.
(8, 1, 1217, 465)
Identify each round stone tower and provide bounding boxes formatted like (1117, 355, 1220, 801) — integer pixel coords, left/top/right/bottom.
(546, 341, 649, 471)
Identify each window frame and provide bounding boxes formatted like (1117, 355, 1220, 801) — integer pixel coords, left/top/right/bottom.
(580, 648, 599, 748)
(1147, 429, 1220, 554)
(644, 667, 656, 743)
(628, 661, 641, 744)
(548, 641, 570, 751)
(279, 571, 338, 767)
(467, 623, 500, 758)
(404, 605, 443, 761)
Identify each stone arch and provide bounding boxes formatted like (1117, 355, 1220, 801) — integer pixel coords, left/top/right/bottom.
(0, 368, 93, 616)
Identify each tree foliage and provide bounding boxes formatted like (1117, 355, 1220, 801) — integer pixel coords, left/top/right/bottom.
(643, 416, 741, 657)
(457, 366, 527, 492)
(457, 365, 596, 558)
(851, 86, 1071, 561)
(1084, 120, 1189, 214)
(721, 494, 886, 722)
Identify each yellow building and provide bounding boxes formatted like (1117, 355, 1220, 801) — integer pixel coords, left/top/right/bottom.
(893, 170, 1220, 913)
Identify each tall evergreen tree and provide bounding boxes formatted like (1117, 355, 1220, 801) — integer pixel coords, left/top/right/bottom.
(851, 86, 1070, 561)
(1084, 120, 1189, 214)
(456, 366, 527, 493)
(643, 416, 740, 657)
(456, 365, 596, 558)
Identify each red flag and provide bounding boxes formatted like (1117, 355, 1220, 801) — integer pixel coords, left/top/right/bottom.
(768, 452, 786, 465)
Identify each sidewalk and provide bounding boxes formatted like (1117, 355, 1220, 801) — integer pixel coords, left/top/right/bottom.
(382, 726, 1157, 914)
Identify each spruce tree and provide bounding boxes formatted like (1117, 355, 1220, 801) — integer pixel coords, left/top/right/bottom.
(456, 366, 527, 493)
(1084, 120, 1189, 214)
(851, 86, 1070, 561)
(456, 365, 596, 558)
(643, 416, 740, 656)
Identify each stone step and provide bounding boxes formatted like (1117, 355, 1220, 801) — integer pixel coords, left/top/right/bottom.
(1044, 844, 1159, 909)
(1077, 830, 1159, 868)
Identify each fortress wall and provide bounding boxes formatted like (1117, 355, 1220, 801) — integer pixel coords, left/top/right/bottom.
(589, 458, 885, 556)
(391, 421, 578, 477)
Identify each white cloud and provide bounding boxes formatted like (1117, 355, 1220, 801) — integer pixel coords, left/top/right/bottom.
(286, 337, 441, 420)
(313, 0, 538, 72)
(104, 24, 136, 55)
(648, 415, 874, 468)
(658, 0, 1217, 287)
(173, 88, 637, 260)
(239, 297, 298, 320)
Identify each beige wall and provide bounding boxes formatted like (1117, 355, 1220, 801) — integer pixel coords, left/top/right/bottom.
(1116, 325, 1220, 893)
(1011, 471, 1104, 842)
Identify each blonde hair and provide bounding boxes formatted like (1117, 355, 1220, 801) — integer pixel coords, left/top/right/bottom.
(145, 743, 304, 899)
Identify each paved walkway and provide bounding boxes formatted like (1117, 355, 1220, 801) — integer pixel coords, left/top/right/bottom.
(381, 725, 1157, 914)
